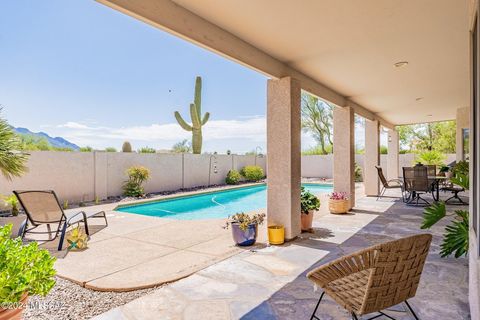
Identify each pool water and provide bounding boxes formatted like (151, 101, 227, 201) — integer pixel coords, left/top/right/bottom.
(116, 183, 332, 220)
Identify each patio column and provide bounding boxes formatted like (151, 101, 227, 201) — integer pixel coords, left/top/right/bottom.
(333, 106, 355, 209)
(387, 129, 399, 180)
(364, 119, 380, 196)
(267, 77, 301, 240)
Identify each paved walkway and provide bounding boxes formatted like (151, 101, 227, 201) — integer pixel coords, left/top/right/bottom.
(92, 194, 470, 320)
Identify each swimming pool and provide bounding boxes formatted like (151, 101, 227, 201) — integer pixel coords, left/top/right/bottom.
(116, 183, 332, 220)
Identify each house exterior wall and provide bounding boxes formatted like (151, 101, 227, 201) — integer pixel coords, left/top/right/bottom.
(457, 106, 470, 161)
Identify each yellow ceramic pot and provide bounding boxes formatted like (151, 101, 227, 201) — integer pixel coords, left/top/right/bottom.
(268, 225, 285, 245)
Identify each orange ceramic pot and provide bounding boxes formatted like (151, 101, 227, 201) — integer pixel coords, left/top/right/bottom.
(301, 211, 314, 231)
(0, 294, 28, 320)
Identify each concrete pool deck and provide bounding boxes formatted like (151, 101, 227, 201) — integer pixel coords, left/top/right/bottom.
(42, 183, 368, 292)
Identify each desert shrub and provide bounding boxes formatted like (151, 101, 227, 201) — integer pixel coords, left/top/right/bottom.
(79, 146, 93, 152)
(138, 147, 156, 153)
(123, 166, 150, 197)
(122, 141, 132, 152)
(240, 165, 264, 182)
(354, 163, 363, 182)
(414, 150, 446, 166)
(225, 170, 241, 185)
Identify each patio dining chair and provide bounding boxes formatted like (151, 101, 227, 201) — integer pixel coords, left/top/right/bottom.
(13, 190, 108, 251)
(375, 166, 404, 201)
(307, 233, 432, 320)
(403, 166, 432, 206)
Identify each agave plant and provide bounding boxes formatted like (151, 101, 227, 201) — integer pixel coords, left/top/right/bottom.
(421, 172, 469, 258)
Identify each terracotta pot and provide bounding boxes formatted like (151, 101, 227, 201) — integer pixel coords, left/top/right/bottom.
(329, 199, 349, 214)
(301, 211, 314, 231)
(0, 294, 28, 320)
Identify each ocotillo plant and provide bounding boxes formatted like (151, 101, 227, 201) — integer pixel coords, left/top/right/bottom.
(174, 76, 210, 154)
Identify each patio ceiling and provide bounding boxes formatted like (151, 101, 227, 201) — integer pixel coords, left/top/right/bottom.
(98, 0, 470, 126)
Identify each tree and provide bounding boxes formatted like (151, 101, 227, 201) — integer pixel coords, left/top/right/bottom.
(171, 139, 192, 153)
(105, 147, 117, 152)
(301, 92, 333, 154)
(0, 111, 28, 180)
(397, 121, 456, 153)
(174, 76, 210, 154)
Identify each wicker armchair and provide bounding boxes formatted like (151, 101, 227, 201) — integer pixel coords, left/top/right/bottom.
(307, 234, 432, 320)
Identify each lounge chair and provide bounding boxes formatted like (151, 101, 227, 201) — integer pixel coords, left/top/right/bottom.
(13, 190, 108, 250)
(375, 166, 404, 201)
(307, 233, 432, 320)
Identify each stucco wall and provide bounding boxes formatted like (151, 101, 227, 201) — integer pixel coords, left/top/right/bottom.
(301, 153, 456, 179)
(0, 151, 267, 202)
(0, 151, 455, 202)
(456, 107, 470, 161)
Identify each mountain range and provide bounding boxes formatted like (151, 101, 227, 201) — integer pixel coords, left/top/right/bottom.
(14, 127, 80, 151)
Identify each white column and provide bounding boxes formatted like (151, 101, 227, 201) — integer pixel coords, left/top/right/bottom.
(267, 77, 301, 240)
(364, 119, 380, 196)
(333, 106, 355, 209)
(387, 129, 399, 180)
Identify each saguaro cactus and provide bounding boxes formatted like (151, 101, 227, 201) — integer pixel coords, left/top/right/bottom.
(174, 76, 210, 154)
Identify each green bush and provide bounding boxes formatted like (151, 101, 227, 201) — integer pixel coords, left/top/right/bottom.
(354, 163, 363, 182)
(105, 147, 117, 152)
(240, 165, 264, 182)
(138, 147, 156, 153)
(300, 187, 320, 214)
(414, 150, 446, 166)
(225, 170, 241, 185)
(79, 146, 93, 152)
(123, 166, 150, 197)
(0, 224, 56, 303)
(452, 160, 469, 176)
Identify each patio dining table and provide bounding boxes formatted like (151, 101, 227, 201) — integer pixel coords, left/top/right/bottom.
(428, 175, 447, 201)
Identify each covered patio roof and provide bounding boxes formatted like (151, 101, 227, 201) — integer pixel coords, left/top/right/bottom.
(97, 0, 469, 126)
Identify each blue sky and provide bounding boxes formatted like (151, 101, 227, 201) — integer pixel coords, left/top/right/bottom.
(0, 1, 371, 153)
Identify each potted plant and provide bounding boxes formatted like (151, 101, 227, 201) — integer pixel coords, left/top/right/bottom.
(0, 224, 56, 319)
(225, 212, 265, 246)
(300, 187, 320, 232)
(329, 192, 349, 214)
(439, 165, 450, 177)
(4, 195, 20, 216)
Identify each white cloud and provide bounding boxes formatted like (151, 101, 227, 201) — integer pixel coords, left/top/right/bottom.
(50, 117, 267, 152)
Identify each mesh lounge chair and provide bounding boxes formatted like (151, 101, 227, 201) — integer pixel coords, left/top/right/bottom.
(375, 166, 404, 201)
(307, 233, 432, 320)
(13, 190, 108, 250)
(403, 166, 432, 206)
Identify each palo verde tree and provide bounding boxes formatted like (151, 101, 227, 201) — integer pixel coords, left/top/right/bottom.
(174, 76, 210, 154)
(301, 91, 333, 154)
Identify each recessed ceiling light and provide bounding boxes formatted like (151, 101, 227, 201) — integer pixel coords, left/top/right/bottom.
(394, 61, 409, 68)
(415, 97, 423, 101)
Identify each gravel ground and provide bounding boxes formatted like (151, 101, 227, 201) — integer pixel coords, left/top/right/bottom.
(24, 277, 158, 320)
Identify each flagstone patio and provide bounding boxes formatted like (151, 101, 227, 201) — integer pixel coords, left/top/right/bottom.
(91, 193, 470, 320)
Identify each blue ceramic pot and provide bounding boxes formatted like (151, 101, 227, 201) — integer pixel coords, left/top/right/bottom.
(231, 223, 258, 246)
